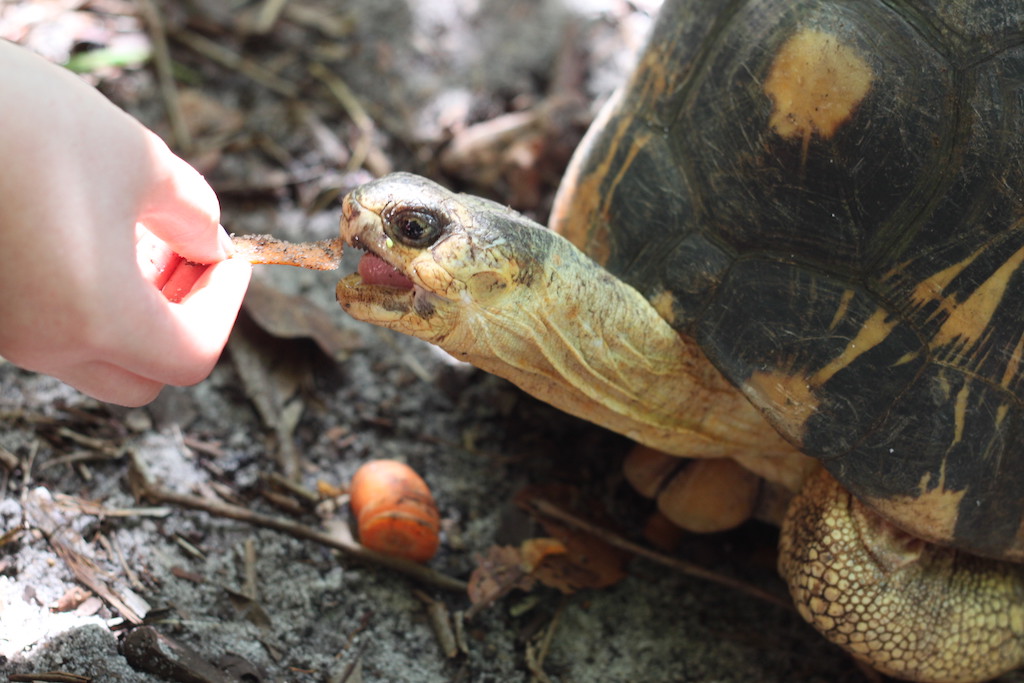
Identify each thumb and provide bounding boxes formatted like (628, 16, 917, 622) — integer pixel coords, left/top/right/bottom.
(138, 131, 227, 264)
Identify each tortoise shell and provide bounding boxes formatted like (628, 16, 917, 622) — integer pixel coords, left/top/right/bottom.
(550, 0, 1024, 560)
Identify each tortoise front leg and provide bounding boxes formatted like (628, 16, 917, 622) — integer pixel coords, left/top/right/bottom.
(778, 468, 1024, 683)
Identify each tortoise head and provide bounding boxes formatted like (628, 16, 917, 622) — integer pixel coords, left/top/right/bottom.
(337, 173, 798, 463)
(336, 173, 547, 353)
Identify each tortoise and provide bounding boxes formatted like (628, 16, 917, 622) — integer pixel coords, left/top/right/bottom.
(333, 1, 1024, 681)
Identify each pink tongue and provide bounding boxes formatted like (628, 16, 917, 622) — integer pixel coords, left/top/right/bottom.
(358, 252, 415, 289)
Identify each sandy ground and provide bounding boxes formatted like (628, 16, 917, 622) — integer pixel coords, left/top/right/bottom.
(2, 0, 1023, 682)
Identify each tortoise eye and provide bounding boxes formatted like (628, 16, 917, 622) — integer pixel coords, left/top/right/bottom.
(389, 210, 443, 248)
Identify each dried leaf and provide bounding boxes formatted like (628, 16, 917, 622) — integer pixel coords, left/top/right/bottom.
(530, 532, 627, 594)
(24, 487, 151, 624)
(231, 234, 343, 270)
(515, 484, 629, 593)
(242, 277, 361, 361)
(467, 545, 535, 611)
(519, 537, 567, 572)
(50, 586, 93, 613)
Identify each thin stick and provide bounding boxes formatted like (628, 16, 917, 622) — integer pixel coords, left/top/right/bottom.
(308, 61, 390, 175)
(10, 673, 92, 683)
(230, 234, 343, 270)
(254, 0, 290, 34)
(130, 455, 464, 593)
(525, 497, 791, 610)
(137, 0, 192, 152)
(171, 29, 298, 98)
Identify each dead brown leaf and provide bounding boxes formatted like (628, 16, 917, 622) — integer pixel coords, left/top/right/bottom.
(466, 545, 536, 616)
(242, 277, 361, 362)
(514, 484, 629, 592)
(49, 586, 94, 613)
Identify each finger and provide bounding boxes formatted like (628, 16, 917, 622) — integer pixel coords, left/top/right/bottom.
(58, 360, 165, 407)
(170, 256, 253, 366)
(99, 257, 252, 387)
(135, 225, 182, 289)
(138, 133, 225, 264)
(162, 260, 208, 303)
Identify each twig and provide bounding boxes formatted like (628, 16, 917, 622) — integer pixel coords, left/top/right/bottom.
(9, 673, 92, 683)
(243, 537, 259, 600)
(0, 444, 19, 470)
(525, 597, 565, 683)
(171, 29, 298, 98)
(263, 471, 321, 505)
(24, 488, 150, 624)
(109, 533, 145, 592)
(129, 453, 465, 593)
(37, 450, 119, 472)
(51, 493, 172, 519)
(53, 426, 111, 450)
(525, 497, 791, 610)
(254, 0, 290, 34)
(414, 590, 459, 658)
(308, 61, 390, 175)
(230, 234, 343, 270)
(137, 0, 192, 152)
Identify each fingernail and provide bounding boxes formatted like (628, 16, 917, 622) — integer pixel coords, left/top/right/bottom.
(218, 227, 235, 258)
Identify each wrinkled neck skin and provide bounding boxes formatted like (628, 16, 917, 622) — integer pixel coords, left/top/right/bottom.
(389, 219, 797, 465)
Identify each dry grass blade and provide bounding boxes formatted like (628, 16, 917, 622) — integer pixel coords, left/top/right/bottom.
(24, 487, 151, 624)
(254, 0, 290, 34)
(137, 0, 191, 152)
(171, 29, 298, 98)
(309, 61, 391, 175)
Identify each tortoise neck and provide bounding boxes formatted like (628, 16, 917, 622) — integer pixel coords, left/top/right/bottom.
(447, 237, 795, 462)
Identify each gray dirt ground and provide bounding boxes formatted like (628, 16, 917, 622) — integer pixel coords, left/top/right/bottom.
(2, 1, 1023, 682)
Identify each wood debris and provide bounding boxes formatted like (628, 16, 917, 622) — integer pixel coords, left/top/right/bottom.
(522, 495, 791, 609)
(128, 451, 466, 593)
(123, 625, 240, 683)
(23, 487, 152, 625)
(9, 673, 92, 683)
(230, 234, 344, 271)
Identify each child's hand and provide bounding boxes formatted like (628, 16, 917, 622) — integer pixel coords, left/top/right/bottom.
(0, 42, 252, 406)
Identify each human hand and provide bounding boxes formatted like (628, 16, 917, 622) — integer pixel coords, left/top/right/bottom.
(0, 41, 252, 406)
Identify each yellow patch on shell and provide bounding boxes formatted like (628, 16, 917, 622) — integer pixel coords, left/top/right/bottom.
(862, 471, 967, 551)
(1000, 334, 1024, 389)
(745, 307, 897, 444)
(932, 241, 1024, 349)
(765, 29, 873, 142)
(815, 308, 899, 384)
(649, 290, 678, 325)
(903, 231, 1024, 379)
(744, 369, 818, 445)
(908, 248, 978, 314)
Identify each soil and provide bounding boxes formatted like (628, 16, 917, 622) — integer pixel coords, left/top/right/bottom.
(2, 1, 1022, 682)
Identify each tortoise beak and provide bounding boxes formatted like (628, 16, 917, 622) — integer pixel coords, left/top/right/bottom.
(336, 194, 419, 318)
